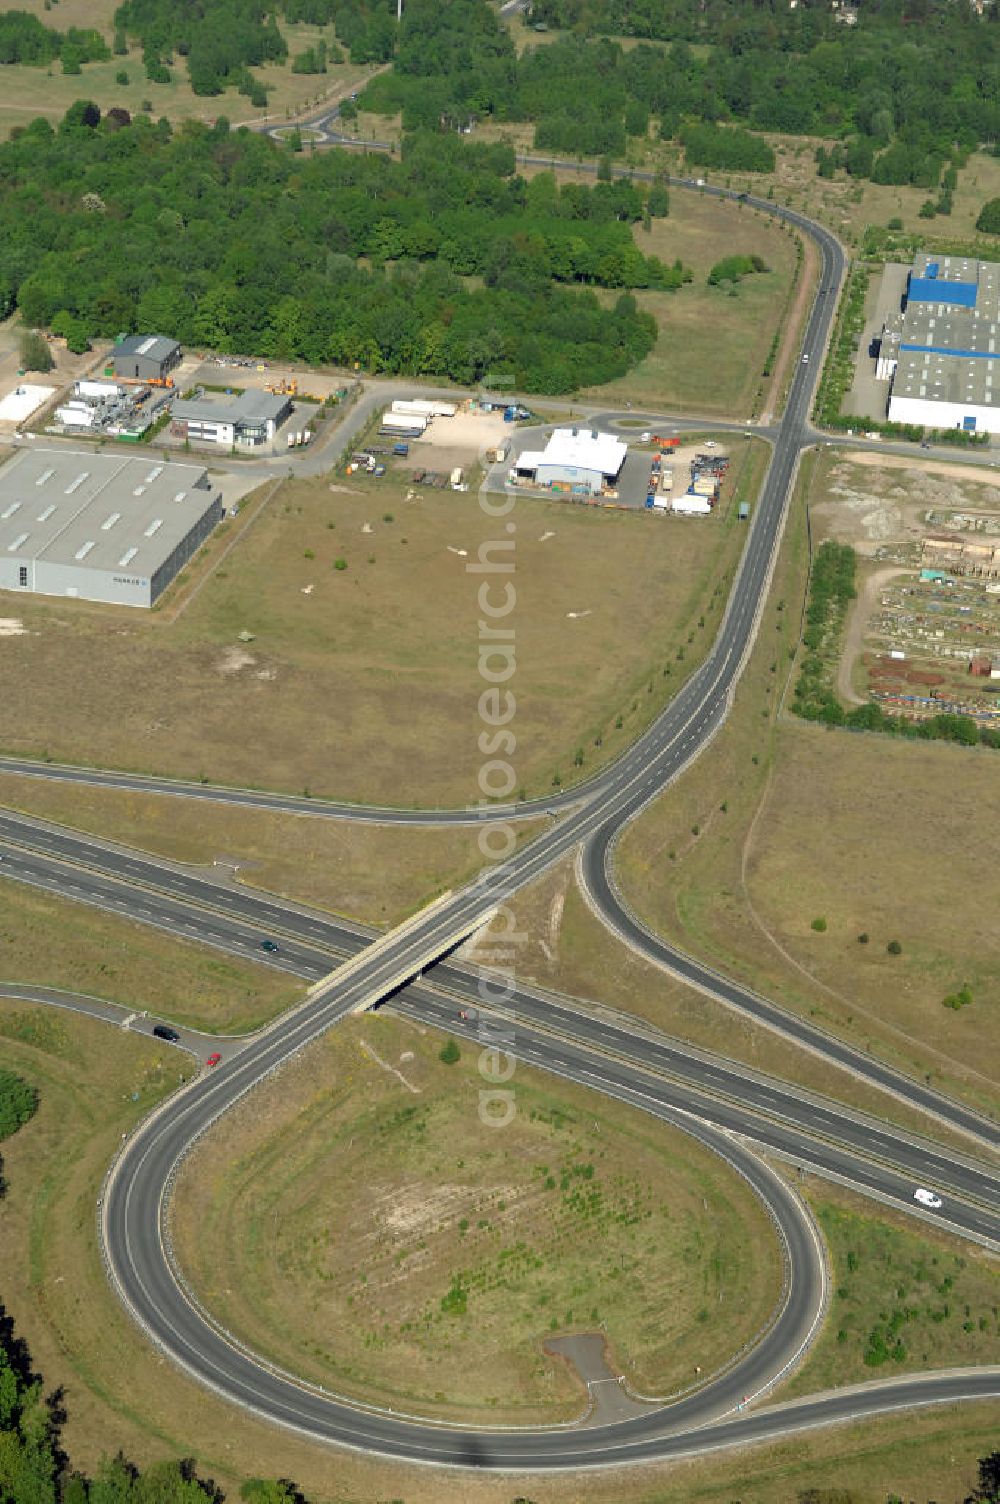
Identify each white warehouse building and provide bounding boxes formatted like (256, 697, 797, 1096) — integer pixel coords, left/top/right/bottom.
(513, 427, 627, 496)
(0, 448, 222, 608)
(884, 253, 1000, 435)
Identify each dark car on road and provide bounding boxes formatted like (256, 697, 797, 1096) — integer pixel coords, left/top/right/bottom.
(152, 1025, 180, 1042)
(260, 939, 279, 953)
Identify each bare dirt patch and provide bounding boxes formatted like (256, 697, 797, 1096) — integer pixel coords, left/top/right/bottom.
(837, 565, 910, 705)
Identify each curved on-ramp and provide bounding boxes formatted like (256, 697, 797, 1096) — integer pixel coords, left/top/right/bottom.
(102, 1040, 833, 1469)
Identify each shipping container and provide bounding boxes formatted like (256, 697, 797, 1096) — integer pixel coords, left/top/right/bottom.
(380, 415, 427, 437)
(391, 399, 457, 418)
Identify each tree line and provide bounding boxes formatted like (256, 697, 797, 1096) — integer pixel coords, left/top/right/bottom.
(357, 0, 1000, 191)
(0, 107, 676, 392)
(9, 0, 1000, 191)
(0, 10, 109, 71)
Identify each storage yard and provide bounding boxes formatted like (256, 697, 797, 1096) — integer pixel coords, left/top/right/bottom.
(346, 399, 512, 486)
(813, 452, 1000, 721)
(643, 443, 731, 516)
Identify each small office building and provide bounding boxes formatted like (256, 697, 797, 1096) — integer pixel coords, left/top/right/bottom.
(171, 390, 293, 448)
(0, 448, 222, 608)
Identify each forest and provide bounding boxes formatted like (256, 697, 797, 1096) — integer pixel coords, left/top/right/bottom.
(357, 0, 1000, 185)
(0, 109, 671, 392)
(5, 0, 999, 191)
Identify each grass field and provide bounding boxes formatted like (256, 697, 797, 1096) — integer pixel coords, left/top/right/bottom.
(615, 448, 1000, 1119)
(752, 137, 1000, 249)
(0, 772, 518, 927)
(582, 196, 802, 416)
(0, 1005, 996, 1503)
(0, 878, 298, 1031)
(789, 1184, 1000, 1396)
(463, 850, 985, 1152)
(0, 4, 375, 141)
(0, 461, 756, 806)
(171, 1010, 782, 1423)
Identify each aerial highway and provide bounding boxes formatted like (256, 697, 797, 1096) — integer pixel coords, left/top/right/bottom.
(2, 820, 999, 1208)
(2, 155, 998, 1466)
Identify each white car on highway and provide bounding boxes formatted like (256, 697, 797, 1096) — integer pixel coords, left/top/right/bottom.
(913, 1187, 943, 1209)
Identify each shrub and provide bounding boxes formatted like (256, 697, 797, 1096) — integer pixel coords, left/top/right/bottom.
(975, 198, 1000, 235)
(857, 932, 869, 944)
(811, 917, 827, 933)
(0, 1070, 38, 1140)
(439, 1039, 460, 1065)
(18, 330, 53, 372)
(708, 253, 769, 286)
(887, 939, 902, 956)
(333, 557, 347, 571)
(440, 1278, 467, 1315)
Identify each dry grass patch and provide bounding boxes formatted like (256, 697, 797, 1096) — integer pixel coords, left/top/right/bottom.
(737, 138, 1000, 249)
(0, 879, 299, 1031)
(171, 1011, 782, 1424)
(463, 855, 982, 1151)
(0, 471, 747, 806)
(0, 773, 517, 927)
(741, 724, 1000, 1098)
(583, 195, 801, 416)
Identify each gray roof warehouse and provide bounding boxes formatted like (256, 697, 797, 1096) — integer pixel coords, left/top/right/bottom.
(0, 448, 222, 608)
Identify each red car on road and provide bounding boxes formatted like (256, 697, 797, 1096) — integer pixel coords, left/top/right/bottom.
(205, 1053, 222, 1068)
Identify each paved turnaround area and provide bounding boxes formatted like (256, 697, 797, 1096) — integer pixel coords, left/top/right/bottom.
(1, 166, 998, 1470)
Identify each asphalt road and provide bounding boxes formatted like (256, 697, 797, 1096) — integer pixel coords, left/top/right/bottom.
(3, 159, 997, 1462)
(3, 828, 998, 1244)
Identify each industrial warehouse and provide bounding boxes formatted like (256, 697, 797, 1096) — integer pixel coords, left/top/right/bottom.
(879, 253, 1000, 434)
(0, 448, 222, 608)
(512, 427, 627, 497)
(112, 334, 182, 384)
